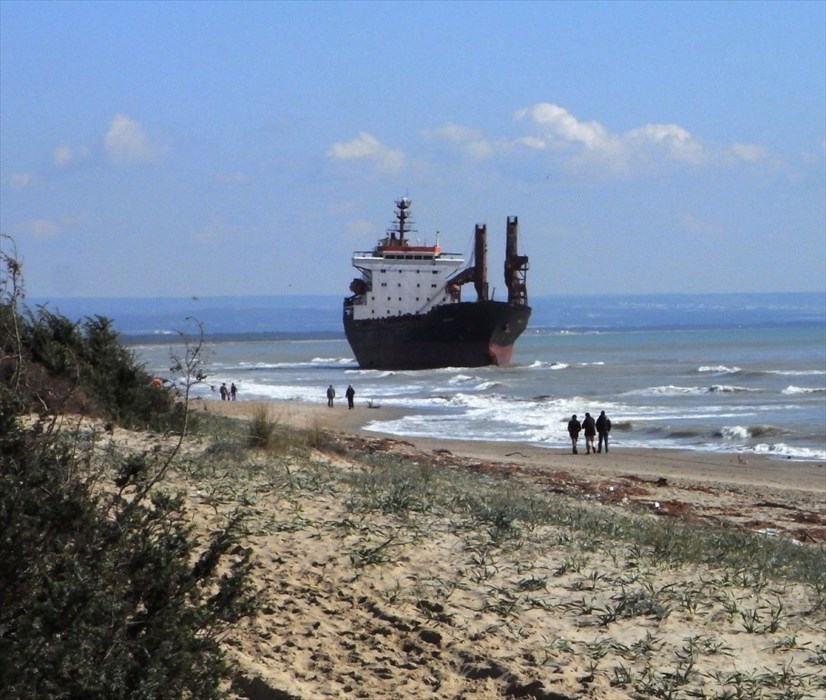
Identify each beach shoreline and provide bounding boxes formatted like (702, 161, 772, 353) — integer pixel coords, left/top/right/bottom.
(198, 397, 826, 513)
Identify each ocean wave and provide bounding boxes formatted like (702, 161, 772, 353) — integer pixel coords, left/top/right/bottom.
(627, 385, 701, 396)
(718, 425, 785, 441)
(707, 384, 759, 393)
(782, 385, 826, 395)
(448, 374, 481, 385)
(698, 365, 741, 374)
(628, 384, 757, 396)
(666, 429, 705, 439)
(768, 369, 826, 376)
(311, 356, 355, 366)
(238, 361, 324, 371)
(351, 369, 396, 378)
(752, 443, 826, 461)
(527, 360, 569, 370)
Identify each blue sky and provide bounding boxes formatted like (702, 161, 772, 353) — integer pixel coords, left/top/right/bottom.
(1, 0, 824, 299)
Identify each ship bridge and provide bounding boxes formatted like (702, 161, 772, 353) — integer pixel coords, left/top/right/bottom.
(349, 247, 465, 320)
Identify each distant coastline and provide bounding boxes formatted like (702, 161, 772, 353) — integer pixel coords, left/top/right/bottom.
(121, 331, 345, 346)
(27, 292, 826, 340)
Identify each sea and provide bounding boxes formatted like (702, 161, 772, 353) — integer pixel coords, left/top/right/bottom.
(39, 292, 826, 462)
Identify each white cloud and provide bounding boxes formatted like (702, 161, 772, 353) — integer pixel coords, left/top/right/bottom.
(104, 114, 162, 163)
(17, 219, 60, 239)
(626, 123, 706, 164)
(9, 173, 34, 190)
(515, 103, 620, 154)
(729, 143, 767, 162)
(327, 132, 404, 173)
(52, 144, 90, 168)
(422, 123, 494, 159)
(510, 102, 764, 172)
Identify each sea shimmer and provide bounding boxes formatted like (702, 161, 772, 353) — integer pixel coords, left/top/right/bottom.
(117, 293, 825, 462)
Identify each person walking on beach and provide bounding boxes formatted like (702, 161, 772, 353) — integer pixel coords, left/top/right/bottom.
(219, 383, 228, 401)
(326, 385, 336, 407)
(230, 382, 238, 401)
(582, 412, 596, 454)
(596, 410, 611, 453)
(345, 384, 355, 409)
(567, 414, 581, 454)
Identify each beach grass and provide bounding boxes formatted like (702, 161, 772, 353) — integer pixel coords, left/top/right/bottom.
(164, 413, 826, 699)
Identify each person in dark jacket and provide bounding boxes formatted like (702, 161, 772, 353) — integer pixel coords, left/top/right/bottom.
(582, 412, 597, 454)
(567, 414, 581, 454)
(326, 385, 336, 407)
(596, 410, 612, 453)
(345, 384, 355, 409)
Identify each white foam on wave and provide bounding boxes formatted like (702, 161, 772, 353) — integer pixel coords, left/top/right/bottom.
(237, 360, 321, 370)
(629, 384, 759, 397)
(752, 443, 826, 461)
(448, 374, 477, 385)
(707, 384, 760, 393)
(629, 385, 706, 396)
(768, 369, 826, 376)
(698, 365, 741, 374)
(720, 425, 750, 441)
(782, 385, 826, 395)
(527, 360, 569, 370)
(311, 356, 356, 366)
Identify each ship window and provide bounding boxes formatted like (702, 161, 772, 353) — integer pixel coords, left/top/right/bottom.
(431, 284, 437, 288)
(432, 270, 438, 274)
(397, 283, 401, 287)
(381, 282, 387, 287)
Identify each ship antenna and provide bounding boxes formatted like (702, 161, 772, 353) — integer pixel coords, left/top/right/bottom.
(389, 197, 415, 244)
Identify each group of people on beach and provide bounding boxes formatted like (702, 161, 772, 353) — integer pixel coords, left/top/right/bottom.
(326, 384, 355, 409)
(567, 411, 611, 454)
(219, 382, 237, 401)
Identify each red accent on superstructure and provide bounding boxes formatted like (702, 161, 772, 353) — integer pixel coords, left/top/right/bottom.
(378, 245, 441, 254)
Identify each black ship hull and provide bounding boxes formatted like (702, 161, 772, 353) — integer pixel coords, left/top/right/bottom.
(343, 301, 531, 370)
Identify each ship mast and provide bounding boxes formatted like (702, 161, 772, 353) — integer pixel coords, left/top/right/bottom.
(388, 197, 414, 245)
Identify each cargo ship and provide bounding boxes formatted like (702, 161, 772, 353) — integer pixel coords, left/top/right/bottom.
(343, 197, 531, 370)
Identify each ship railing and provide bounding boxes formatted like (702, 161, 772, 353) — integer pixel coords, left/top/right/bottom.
(344, 294, 367, 309)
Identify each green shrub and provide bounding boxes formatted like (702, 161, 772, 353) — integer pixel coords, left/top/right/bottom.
(1, 297, 183, 431)
(0, 392, 258, 699)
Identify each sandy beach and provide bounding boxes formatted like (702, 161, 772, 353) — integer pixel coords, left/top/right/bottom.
(202, 397, 826, 531)
(170, 397, 826, 699)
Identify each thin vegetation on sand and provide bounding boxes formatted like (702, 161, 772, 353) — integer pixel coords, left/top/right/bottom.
(191, 440, 825, 700)
(3, 240, 825, 699)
